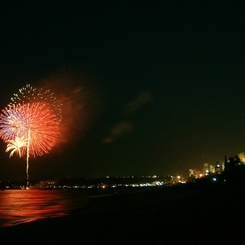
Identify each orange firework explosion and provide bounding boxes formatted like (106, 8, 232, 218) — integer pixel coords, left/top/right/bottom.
(0, 84, 62, 187)
(1, 102, 60, 157)
(0, 70, 101, 186)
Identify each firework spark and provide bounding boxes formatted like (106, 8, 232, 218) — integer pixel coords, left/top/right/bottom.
(0, 84, 62, 187)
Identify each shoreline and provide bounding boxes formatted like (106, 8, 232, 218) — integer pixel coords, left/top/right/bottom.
(1, 183, 244, 243)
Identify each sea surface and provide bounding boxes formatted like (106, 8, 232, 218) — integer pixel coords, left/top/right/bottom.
(0, 189, 98, 227)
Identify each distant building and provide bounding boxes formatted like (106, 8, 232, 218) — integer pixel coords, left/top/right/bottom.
(203, 162, 224, 176)
(237, 153, 245, 164)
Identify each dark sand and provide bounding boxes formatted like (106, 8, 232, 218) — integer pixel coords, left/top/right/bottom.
(0, 183, 244, 244)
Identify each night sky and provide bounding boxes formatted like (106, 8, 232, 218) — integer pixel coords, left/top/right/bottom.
(1, 1, 245, 180)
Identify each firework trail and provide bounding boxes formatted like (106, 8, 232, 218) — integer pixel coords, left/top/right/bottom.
(0, 84, 62, 187)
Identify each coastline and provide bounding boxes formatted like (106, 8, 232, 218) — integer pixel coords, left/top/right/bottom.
(0, 183, 244, 243)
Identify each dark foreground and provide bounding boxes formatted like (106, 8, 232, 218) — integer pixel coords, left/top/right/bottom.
(0, 181, 244, 244)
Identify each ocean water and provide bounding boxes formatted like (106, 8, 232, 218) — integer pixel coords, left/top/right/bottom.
(0, 189, 91, 227)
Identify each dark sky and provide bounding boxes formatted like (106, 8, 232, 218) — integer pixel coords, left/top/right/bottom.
(1, 0, 245, 180)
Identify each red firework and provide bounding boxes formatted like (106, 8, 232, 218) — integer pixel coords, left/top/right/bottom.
(0, 102, 60, 157)
(0, 84, 62, 187)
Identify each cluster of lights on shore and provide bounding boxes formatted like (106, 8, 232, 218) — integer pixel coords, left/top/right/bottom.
(0, 174, 186, 190)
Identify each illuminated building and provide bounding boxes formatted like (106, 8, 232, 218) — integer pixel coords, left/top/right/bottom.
(237, 152, 245, 164)
(203, 162, 225, 175)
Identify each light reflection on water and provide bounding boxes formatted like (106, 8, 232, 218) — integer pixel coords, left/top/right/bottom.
(0, 190, 88, 227)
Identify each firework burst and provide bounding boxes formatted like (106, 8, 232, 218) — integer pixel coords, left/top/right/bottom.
(0, 84, 62, 187)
